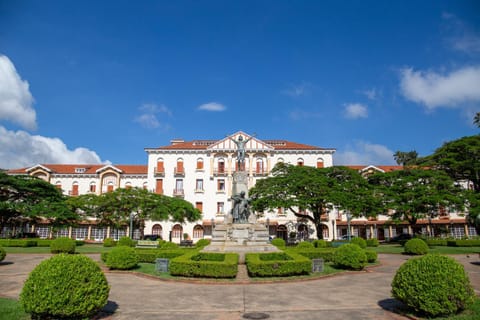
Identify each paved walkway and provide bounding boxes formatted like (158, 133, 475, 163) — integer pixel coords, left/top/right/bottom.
(1, 253, 479, 320)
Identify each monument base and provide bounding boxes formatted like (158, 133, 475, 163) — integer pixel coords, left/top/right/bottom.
(203, 223, 279, 263)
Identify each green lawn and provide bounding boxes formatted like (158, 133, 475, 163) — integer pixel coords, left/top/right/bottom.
(0, 298, 29, 320)
(372, 244, 480, 255)
(3, 243, 112, 254)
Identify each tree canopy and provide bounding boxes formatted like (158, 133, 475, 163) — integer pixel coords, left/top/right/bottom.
(393, 150, 418, 166)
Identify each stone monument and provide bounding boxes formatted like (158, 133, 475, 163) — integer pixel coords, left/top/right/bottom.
(203, 133, 279, 262)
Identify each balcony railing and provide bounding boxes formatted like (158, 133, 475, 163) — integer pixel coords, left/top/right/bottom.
(174, 167, 185, 176)
(213, 168, 228, 176)
(154, 167, 165, 177)
(173, 188, 184, 197)
(253, 169, 269, 176)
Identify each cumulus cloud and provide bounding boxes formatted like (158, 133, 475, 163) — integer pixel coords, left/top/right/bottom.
(361, 88, 378, 100)
(0, 126, 107, 169)
(134, 103, 172, 129)
(334, 141, 395, 165)
(344, 103, 368, 119)
(400, 66, 480, 109)
(197, 102, 226, 112)
(0, 55, 37, 130)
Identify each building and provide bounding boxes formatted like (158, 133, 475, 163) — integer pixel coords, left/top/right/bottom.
(5, 132, 476, 241)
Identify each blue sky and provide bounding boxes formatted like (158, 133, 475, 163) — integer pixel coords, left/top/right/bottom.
(0, 0, 479, 169)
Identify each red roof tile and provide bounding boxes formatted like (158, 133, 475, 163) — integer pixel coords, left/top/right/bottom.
(8, 164, 147, 175)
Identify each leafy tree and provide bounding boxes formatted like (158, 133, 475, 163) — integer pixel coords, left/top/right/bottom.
(250, 163, 374, 239)
(420, 135, 480, 192)
(368, 169, 464, 230)
(474, 112, 480, 128)
(394, 150, 418, 166)
(0, 173, 76, 235)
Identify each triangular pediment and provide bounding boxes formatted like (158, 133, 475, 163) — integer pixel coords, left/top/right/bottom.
(26, 164, 52, 174)
(207, 131, 274, 152)
(359, 165, 385, 174)
(96, 164, 123, 174)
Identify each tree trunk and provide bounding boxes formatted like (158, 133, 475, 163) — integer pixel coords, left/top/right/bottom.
(315, 222, 323, 240)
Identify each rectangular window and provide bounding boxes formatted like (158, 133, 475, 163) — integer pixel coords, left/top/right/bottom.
(217, 179, 225, 191)
(217, 202, 224, 214)
(196, 160, 204, 170)
(156, 160, 164, 173)
(72, 227, 88, 240)
(196, 179, 204, 191)
(176, 161, 184, 173)
(71, 184, 79, 196)
(316, 161, 324, 168)
(175, 179, 184, 196)
(195, 202, 203, 213)
(89, 184, 96, 193)
(155, 179, 163, 194)
(218, 161, 225, 173)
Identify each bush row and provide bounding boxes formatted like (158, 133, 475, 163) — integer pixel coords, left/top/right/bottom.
(0, 239, 85, 247)
(286, 248, 335, 262)
(169, 251, 238, 278)
(245, 251, 311, 277)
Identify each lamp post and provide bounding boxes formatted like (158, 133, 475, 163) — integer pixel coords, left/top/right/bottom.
(129, 212, 136, 239)
(346, 211, 352, 241)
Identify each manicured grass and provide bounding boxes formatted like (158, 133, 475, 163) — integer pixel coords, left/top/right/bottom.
(0, 298, 29, 320)
(403, 298, 480, 320)
(3, 243, 113, 254)
(372, 244, 480, 254)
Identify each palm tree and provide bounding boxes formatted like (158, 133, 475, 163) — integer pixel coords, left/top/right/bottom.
(474, 112, 480, 128)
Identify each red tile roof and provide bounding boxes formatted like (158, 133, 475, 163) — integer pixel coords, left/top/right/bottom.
(154, 139, 330, 150)
(8, 164, 147, 175)
(346, 165, 403, 172)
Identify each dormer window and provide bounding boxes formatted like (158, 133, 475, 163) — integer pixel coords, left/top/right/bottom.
(75, 168, 86, 173)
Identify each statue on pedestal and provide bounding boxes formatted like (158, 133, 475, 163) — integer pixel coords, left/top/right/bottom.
(230, 191, 251, 223)
(228, 134, 255, 169)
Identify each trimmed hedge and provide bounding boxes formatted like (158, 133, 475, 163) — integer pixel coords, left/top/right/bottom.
(246, 251, 311, 277)
(425, 239, 448, 246)
(312, 239, 329, 248)
(0, 239, 37, 247)
(117, 236, 135, 247)
(296, 241, 314, 249)
(392, 254, 475, 317)
(364, 249, 378, 263)
(194, 239, 211, 249)
(102, 248, 189, 263)
(160, 241, 179, 249)
(0, 246, 6, 262)
(105, 246, 139, 270)
(271, 238, 286, 248)
(447, 239, 480, 247)
(103, 238, 116, 247)
(50, 237, 76, 254)
(287, 248, 335, 262)
(404, 238, 428, 255)
(170, 251, 238, 278)
(350, 237, 367, 249)
(20, 254, 109, 319)
(366, 238, 379, 247)
(333, 243, 367, 270)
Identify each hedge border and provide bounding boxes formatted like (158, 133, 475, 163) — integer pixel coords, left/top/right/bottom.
(169, 251, 238, 278)
(245, 251, 311, 277)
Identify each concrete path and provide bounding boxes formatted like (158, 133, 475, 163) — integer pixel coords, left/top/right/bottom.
(1, 253, 479, 320)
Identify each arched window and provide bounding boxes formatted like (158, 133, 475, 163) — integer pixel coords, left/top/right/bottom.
(256, 158, 264, 174)
(71, 181, 79, 196)
(152, 224, 162, 239)
(297, 158, 304, 166)
(196, 158, 204, 170)
(156, 158, 164, 174)
(175, 158, 184, 175)
(217, 158, 225, 174)
(193, 225, 204, 239)
(316, 158, 324, 168)
(172, 224, 183, 238)
(298, 224, 308, 240)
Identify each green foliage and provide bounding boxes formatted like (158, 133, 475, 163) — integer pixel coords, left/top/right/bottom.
(366, 238, 379, 247)
(333, 243, 367, 270)
(246, 251, 311, 277)
(296, 241, 314, 249)
(194, 238, 211, 248)
(425, 239, 448, 246)
(350, 237, 367, 249)
(103, 237, 116, 247)
(105, 246, 139, 270)
(50, 237, 76, 254)
(391, 254, 475, 317)
(170, 251, 238, 278)
(271, 238, 286, 248)
(20, 254, 109, 319)
(404, 238, 428, 255)
(0, 246, 5, 262)
(447, 239, 480, 247)
(0, 239, 37, 247)
(287, 248, 335, 262)
(134, 249, 188, 263)
(117, 236, 135, 247)
(35, 239, 52, 247)
(258, 252, 293, 261)
(364, 249, 377, 263)
(312, 239, 329, 248)
(160, 241, 179, 249)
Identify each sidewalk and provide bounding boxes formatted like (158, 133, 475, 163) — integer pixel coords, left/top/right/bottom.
(1, 253, 479, 320)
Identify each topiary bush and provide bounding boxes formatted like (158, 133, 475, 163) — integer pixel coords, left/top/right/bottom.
(391, 254, 475, 317)
(50, 237, 76, 254)
(106, 246, 139, 270)
(333, 243, 367, 270)
(312, 239, 329, 248)
(0, 246, 6, 262)
(20, 254, 109, 319)
(103, 237, 116, 247)
(350, 237, 367, 249)
(404, 238, 428, 255)
(160, 241, 179, 249)
(296, 241, 314, 249)
(364, 249, 377, 263)
(271, 238, 286, 248)
(117, 236, 135, 247)
(195, 238, 211, 249)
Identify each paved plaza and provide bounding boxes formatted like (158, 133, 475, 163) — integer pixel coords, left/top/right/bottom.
(0, 253, 479, 320)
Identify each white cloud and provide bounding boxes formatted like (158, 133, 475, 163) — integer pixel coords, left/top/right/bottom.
(442, 12, 480, 54)
(134, 103, 172, 129)
(283, 82, 311, 97)
(344, 103, 368, 119)
(334, 141, 395, 165)
(289, 108, 322, 121)
(361, 88, 377, 100)
(0, 126, 107, 169)
(0, 55, 37, 130)
(197, 102, 226, 112)
(400, 66, 480, 109)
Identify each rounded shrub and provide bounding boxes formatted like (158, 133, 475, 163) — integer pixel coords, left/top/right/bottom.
(271, 238, 286, 248)
(20, 254, 109, 319)
(350, 237, 367, 249)
(312, 239, 328, 248)
(195, 238, 211, 248)
(391, 254, 475, 317)
(333, 243, 367, 270)
(366, 238, 379, 247)
(160, 241, 179, 249)
(296, 241, 314, 249)
(117, 236, 135, 247)
(404, 238, 428, 255)
(0, 246, 6, 262)
(50, 237, 76, 254)
(103, 237, 116, 247)
(364, 249, 377, 263)
(105, 246, 139, 270)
